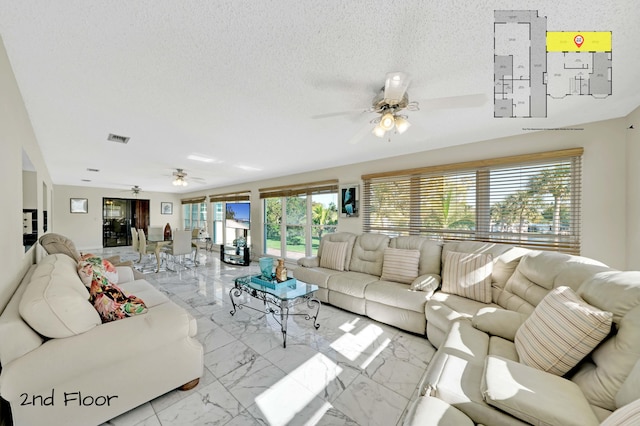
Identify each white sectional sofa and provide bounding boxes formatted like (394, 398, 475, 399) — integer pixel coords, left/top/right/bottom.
(294, 232, 640, 425)
(0, 253, 203, 426)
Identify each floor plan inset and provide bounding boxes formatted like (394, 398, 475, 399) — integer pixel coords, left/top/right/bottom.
(494, 10, 612, 118)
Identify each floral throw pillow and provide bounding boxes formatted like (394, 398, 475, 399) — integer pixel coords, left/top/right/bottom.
(77, 254, 118, 286)
(89, 279, 147, 323)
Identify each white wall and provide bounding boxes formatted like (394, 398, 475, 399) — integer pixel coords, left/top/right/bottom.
(0, 35, 53, 311)
(22, 170, 37, 209)
(626, 105, 640, 269)
(183, 116, 632, 270)
(53, 185, 183, 251)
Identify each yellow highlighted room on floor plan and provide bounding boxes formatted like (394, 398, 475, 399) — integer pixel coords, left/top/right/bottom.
(547, 31, 611, 52)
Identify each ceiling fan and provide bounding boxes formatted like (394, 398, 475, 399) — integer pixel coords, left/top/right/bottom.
(368, 72, 419, 139)
(171, 168, 205, 186)
(314, 71, 487, 144)
(119, 185, 142, 196)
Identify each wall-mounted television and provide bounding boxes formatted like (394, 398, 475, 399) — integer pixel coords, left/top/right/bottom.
(226, 202, 250, 229)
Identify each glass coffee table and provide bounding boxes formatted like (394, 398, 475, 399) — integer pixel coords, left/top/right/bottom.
(230, 275, 320, 348)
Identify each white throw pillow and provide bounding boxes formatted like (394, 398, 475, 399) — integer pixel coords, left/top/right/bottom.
(515, 286, 613, 376)
(441, 251, 493, 303)
(319, 241, 349, 271)
(380, 247, 420, 284)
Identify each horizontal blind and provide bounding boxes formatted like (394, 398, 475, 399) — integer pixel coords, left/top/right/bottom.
(209, 191, 251, 203)
(259, 180, 338, 198)
(363, 150, 582, 254)
(181, 196, 206, 205)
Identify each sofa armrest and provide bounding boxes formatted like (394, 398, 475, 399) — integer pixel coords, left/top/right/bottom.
(472, 307, 528, 341)
(297, 256, 320, 268)
(115, 265, 135, 284)
(0, 302, 197, 400)
(482, 356, 600, 426)
(410, 273, 441, 295)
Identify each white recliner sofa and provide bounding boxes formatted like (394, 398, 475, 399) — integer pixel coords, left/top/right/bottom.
(409, 247, 640, 425)
(0, 252, 203, 426)
(296, 232, 640, 425)
(294, 232, 443, 334)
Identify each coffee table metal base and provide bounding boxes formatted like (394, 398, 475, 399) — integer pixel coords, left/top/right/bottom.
(229, 284, 320, 348)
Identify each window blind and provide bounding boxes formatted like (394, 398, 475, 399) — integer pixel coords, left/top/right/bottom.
(363, 149, 582, 254)
(259, 180, 339, 199)
(209, 191, 251, 203)
(180, 196, 206, 205)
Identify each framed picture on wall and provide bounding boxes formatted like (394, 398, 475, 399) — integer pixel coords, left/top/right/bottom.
(161, 202, 173, 215)
(339, 184, 359, 218)
(70, 198, 88, 214)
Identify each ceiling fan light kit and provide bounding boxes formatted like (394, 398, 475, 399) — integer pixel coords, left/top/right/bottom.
(369, 71, 418, 140)
(173, 177, 188, 186)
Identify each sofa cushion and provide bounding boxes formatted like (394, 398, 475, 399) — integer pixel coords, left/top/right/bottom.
(442, 251, 493, 303)
(327, 271, 378, 298)
(364, 280, 430, 313)
(348, 233, 390, 276)
(482, 355, 600, 426)
(496, 250, 610, 315)
(380, 247, 420, 284)
(319, 241, 349, 271)
(19, 254, 101, 338)
(515, 286, 612, 376)
(572, 271, 640, 411)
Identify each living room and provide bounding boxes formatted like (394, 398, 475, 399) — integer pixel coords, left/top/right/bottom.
(2, 2, 640, 426)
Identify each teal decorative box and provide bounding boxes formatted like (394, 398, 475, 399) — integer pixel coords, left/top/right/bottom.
(250, 274, 297, 289)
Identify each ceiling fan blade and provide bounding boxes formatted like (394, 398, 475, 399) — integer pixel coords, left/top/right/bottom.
(420, 93, 488, 110)
(384, 72, 410, 104)
(311, 109, 367, 120)
(347, 123, 375, 145)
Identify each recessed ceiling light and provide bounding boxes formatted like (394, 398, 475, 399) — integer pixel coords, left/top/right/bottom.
(187, 154, 214, 163)
(235, 165, 261, 171)
(86, 168, 100, 172)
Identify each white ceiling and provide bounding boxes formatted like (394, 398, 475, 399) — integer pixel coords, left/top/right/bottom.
(1, 1, 639, 193)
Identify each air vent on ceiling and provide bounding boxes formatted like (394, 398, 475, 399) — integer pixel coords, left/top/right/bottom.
(81, 179, 92, 182)
(86, 168, 100, 172)
(107, 133, 130, 144)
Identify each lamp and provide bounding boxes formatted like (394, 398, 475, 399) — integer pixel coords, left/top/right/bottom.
(394, 116, 411, 134)
(173, 177, 188, 186)
(372, 125, 386, 138)
(379, 112, 395, 131)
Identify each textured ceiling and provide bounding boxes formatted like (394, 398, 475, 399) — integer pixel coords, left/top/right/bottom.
(1, 1, 639, 193)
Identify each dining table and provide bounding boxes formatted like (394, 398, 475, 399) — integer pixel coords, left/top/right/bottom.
(147, 236, 199, 272)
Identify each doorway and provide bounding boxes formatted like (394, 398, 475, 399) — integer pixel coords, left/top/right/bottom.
(103, 198, 150, 247)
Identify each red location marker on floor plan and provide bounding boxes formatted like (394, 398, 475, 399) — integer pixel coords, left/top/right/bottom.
(574, 34, 584, 48)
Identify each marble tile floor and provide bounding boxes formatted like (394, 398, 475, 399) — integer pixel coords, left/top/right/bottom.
(97, 247, 437, 426)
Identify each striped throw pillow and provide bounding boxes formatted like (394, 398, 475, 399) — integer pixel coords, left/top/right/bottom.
(441, 251, 493, 303)
(319, 241, 349, 271)
(515, 286, 613, 376)
(380, 248, 421, 284)
(601, 399, 640, 426)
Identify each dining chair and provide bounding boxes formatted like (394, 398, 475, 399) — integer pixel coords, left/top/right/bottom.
(131, 227, 139, 251)
(136, 229, 159, 273)
(148, 226, 164, 242)
(163, 230, 195, 271)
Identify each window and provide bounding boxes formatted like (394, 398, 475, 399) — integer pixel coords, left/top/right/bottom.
(181, 197, 207, 231)
(363, 149, 582, 254)
(209, 191, 251, 248)
(261, 181, 338, 259)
